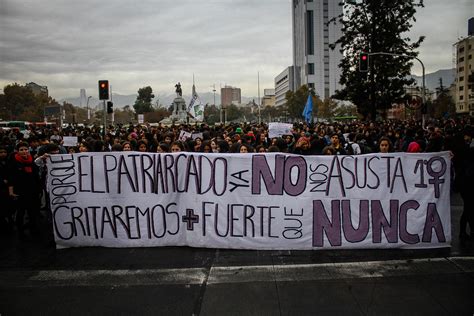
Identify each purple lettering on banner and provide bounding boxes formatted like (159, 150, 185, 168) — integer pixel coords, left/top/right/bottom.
(340, 157, 355, 189)
(139, 154, 154, 194)
(399, 200, 420, 244)
(426, 157, 447, 199)
(326, 156, 346, 197)
(215, 204, 230, 237)
(244, 205, 256, 237)
(117, 155, 137, 193)
(371, 200, 398, 243)
(103, 154, 118, 193)
(380, 156, 395, 188)
(251, 155, 285, 195)
(175, 153, 187, 193)
(53, 206, 73, 240)
(312, 200, 342, 247)
(184, 155, 201, 193)
(422, 203, 446, 243)
(367, 157, 380, 189)
(342, 200, 369, 243)
(164, 154, 175, 193)
(101, 206, 117, 238)
(390, 158, 407, 193)
(283, 156, 307, 196)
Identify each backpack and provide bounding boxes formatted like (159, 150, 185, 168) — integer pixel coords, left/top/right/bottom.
(345, 142, 355, 155)
(358, 142, 372, 154)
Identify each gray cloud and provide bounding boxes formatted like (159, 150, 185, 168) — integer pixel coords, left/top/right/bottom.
(0, 0, 470, 100)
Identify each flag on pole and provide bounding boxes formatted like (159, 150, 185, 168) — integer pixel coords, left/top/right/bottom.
(188, 92, 204, 121)
(302, 94, 313, 123)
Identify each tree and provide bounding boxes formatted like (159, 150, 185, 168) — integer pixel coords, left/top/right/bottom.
(285, 85, 310, 120)
(261, 105, 282, 122)
(318, 99, 336, 119)
(331, 0, 424, 120)
(285, 85, 322, 121)
(145, 108, 171, 123)
(225, 104, 241, 122)
(0, 83, 62, 121)
(0, 83, 36, 120)
(133, 86, 155, 114)
(204, 104, 220, 125)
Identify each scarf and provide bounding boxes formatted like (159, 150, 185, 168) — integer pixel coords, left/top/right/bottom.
(14, 153, 33, 173)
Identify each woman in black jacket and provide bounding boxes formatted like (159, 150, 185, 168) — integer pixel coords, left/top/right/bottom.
(7, 141, 42, 238)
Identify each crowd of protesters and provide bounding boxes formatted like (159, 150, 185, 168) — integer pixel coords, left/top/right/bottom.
(0, 117, 473, 243)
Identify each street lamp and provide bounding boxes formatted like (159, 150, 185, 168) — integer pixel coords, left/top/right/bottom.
(368, 52, 426, 125)
(86, 96, 92, 121)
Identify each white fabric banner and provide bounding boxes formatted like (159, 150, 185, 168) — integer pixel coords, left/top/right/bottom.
(47, 152, 451, 249)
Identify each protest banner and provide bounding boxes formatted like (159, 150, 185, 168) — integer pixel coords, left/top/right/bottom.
(47, 152, 451, 250)
(268, 122, 293, 139)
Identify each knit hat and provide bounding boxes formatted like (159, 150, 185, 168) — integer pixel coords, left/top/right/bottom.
(407, 141, 421, 153)
(247, 131, 255, 141)
(235, 127, 243, 134)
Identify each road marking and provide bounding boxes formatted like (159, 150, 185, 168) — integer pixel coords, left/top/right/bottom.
(1, 257, 472, 288)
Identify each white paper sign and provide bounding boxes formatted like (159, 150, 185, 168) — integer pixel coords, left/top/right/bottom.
(179, 131, 192, 141)
(62, 136, 78, 147)
(47, 152, 451, 250)
(192, 132, 203, 140)
(138, 114, 144, 124)
(268, 122, 293, 138)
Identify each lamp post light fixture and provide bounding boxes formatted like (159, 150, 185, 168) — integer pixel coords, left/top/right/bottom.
(86, 96, 92, 121)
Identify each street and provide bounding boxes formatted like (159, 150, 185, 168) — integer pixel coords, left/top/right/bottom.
(1, 193, 473, 315)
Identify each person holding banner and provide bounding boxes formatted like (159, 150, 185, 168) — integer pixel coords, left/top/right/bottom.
(330, 133, 346, 155)
(378, 136, 394, 153)
(210, 139, 220, 153)
(293, 136, 311, 155)
(7, 142, 42, 239)
(171, 141, 186, 153)
(122, 141, 132, 151)
(255, 132, 270, 149)
(156, 143, 170, 153)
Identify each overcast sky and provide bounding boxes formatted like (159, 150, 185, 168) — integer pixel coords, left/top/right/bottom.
(0, 0, 472, 100)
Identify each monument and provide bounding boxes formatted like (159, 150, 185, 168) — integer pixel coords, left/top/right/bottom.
(160, 82, 195, 125)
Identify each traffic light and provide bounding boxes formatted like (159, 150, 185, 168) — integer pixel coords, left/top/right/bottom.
(98, 80, 109, 100)
(359, 52, 369, 72)
(107, 101, 113, 114)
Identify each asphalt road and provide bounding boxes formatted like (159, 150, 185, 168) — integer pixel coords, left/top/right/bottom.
(1, 193, 473, 315)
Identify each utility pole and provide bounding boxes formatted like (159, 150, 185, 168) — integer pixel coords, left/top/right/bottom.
(257, 72, 261, 124)
(86, 96, 92, 122)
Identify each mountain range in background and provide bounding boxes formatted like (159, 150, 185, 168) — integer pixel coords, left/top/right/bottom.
(61, 68, 455, 109)
(61, 91, 260, 110)
(409, 68, 455, 91)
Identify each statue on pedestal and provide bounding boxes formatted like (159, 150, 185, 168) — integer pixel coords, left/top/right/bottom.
(175, 82, 182, 97)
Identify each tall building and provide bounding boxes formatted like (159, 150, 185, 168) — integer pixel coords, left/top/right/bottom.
(80, 89, 87, 107)
(454, 18, 474, 115)
(221, 86, 241, 106)
(275, 66, 296, 107)
(292, 0, 342, 99)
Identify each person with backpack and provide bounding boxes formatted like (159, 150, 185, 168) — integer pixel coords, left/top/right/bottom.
(330, 133, 346, 155)
(344, 132, 361, 155)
